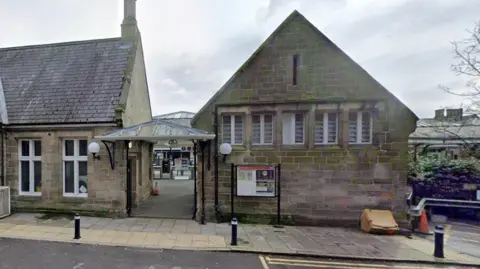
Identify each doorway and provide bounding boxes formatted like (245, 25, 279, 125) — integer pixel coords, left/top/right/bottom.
(132, 145, 196, 219)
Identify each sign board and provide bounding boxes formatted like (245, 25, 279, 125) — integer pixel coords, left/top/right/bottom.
(236, 165, 276, 197)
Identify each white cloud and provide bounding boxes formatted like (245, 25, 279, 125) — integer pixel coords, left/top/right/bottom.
(1, 0, 479, 118)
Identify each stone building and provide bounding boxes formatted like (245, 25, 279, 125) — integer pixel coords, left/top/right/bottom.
(191, 10, 418, 226)
(0, 0, 153, 216)
(409, 108, 480, 159)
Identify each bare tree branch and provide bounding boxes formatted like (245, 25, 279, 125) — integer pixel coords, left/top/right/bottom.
(440, 21, 480, 115)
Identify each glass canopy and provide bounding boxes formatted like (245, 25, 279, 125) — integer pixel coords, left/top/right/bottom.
(94, 119, 215, 142)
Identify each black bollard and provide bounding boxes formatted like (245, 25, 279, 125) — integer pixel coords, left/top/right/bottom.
(74, 213, 81, 240)
(231, 217, 238, 246)
(434, 225, 444, 258)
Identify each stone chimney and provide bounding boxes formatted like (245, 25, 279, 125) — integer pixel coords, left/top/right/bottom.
(121, 0, 139, 41)
(446, 108, 463, 121)
(434, 109, 445, 120)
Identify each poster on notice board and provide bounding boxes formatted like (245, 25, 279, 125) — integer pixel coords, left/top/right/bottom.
(236, 165, 276, 197)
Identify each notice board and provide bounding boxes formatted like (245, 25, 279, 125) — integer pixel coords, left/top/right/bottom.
(236, 165, 276, 197)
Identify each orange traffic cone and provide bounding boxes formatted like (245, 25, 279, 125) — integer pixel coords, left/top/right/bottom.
(152, 182, 159, 196)
(417, 209, 431, 234)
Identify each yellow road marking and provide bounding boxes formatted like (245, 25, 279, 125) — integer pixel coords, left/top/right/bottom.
(258, 255, 270, 269)
(266, 257, 440, 269)
(268, 261, 377, 268)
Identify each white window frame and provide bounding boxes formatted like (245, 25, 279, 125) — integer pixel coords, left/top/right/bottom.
(222, 114, 244, 145)
(349, 111, 373, 144)
(282, 113, 305, 145)
(63, 139, 88, 197)
(252, 114, 274, 145)
(18, 140, 41, 196)
(315, 112, 339, 145)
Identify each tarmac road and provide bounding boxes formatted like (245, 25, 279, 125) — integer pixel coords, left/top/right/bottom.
(0, 238, 476, 269)
(442, 219, 480, 259)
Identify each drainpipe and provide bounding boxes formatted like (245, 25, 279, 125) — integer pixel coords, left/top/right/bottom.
(0, 122, 4, 186)
(213, 105, 220, 221)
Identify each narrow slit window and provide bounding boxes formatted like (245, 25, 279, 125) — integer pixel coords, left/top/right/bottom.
(293, 54, 299, 85)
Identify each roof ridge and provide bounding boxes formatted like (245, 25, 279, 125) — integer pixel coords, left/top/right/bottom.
(0, 37, 123, 52)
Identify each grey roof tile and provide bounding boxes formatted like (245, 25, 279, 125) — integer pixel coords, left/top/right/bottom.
(0, 37, 134, 124)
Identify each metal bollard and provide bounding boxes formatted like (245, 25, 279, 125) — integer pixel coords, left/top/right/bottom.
(74, 213, 81, 240)
(231, 217, 238, 246)
(434, 225, 444, 258)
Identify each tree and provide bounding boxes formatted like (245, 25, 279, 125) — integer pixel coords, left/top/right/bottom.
(440, 21, 480, 112)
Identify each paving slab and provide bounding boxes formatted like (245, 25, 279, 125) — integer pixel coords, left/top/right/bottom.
(0, 213, 479, 266)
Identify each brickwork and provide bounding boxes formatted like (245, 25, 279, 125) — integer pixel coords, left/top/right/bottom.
(193, 11, 417, 226)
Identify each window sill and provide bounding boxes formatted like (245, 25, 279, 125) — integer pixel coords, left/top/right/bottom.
(348, 144, 375, 149)
(59, 196, 88, 204)
(18, 192, 41, 197)
(251, 144, 275, 150)
(15, 195, 42, 202)
(231, 145, 246, 151)
(281, 144, 307, 149)
(63, 194, 88, 198)
(314, 144, 340, 148)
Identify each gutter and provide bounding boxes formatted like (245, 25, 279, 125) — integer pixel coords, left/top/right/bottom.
(6, 122, 118, 130)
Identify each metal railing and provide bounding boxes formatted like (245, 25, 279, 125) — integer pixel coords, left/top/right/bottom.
(406, 195, 480, 230)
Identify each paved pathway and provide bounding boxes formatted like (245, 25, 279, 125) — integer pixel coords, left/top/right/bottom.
(133, 179, 194, 218)
(0, 213, 478, 266)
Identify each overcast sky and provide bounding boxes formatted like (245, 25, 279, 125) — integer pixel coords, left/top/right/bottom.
(0, 0, 478, 118)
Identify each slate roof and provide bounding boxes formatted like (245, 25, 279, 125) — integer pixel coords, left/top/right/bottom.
(409, 115, 480, 144)
(0, 37, 134, 124)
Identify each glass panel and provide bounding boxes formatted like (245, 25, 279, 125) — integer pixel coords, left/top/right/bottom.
(263, 115, 273, 144)
(78, 161, 88, 194)
(348, 112, 358, 143)
(294, 113, 304, 144)
(34, 161, 41, 192)
(252, 115, 261, 144)
(327, 113, 337, 143)
(282, 113, 293, 144)
(361, 112, 371, 143)
(315, 113, 324, 144)
(64, 140, 74, 156)
(20, 161, 30, 192)
(234, 115, 243, 144)
(79, 140, 88, 156)
(222, 115, 231, 144)
(64, 161, 75, 193)
(21, 141, 29, 157)
(34, 140, 41, 156)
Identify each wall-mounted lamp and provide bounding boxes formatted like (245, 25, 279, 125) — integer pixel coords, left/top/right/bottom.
(128, 141, 133, 149)
(88, 141, 101, 160)
(219, 143, 232, 164)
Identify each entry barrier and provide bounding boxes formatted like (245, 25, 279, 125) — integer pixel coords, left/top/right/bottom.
(434, 225, 445, 258)
(231, 217, 238, 246)
(74, 213, 81, 240)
